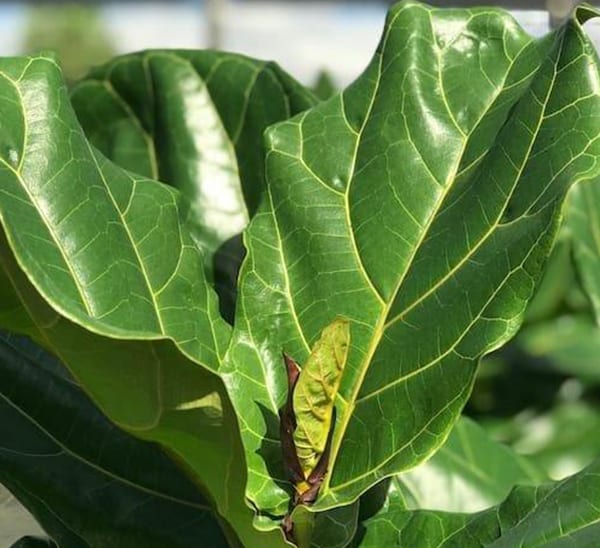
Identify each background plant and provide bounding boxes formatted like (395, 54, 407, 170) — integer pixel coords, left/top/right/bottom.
(22, 4, 114, 84)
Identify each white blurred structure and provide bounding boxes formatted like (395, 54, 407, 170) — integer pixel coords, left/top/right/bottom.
(0, 3, 24, 55)
(0, 486, 44, 546)
(98, 2, 597, 85)
(99, 1, 386, 85)
(1, 1, 600, 86)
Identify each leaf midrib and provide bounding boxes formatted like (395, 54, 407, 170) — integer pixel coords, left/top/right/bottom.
(331, 73, 560, 494)
(0, 67, 97, 318)
(325, 7, 539, 495)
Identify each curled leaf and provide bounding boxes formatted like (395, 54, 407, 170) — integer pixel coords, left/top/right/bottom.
(280, 353, 305, 485)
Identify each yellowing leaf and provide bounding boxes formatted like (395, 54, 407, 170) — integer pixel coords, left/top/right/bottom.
(293, 318, 350, 477)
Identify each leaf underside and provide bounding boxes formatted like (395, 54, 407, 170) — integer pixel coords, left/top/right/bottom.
(0, 332, 229, 548)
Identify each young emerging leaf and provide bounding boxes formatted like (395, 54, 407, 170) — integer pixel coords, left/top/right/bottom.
(293, 318, 349, 478)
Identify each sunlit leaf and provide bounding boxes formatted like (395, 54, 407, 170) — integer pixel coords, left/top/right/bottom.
(71, 51, 317, 268)
(0, 54, 285, 547)
(223, 1, 600, 518)
(357, 458, 600, 546)
(395, 417, 545, 512)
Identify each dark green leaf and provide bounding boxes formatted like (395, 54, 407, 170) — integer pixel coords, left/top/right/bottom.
(213, 234, 246, 323)
(0, 332, 230, 547)
(11, 538, 57, 548)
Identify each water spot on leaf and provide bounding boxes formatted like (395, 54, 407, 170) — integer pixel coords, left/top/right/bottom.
(8, 148, 19, 168)
(0, 142, 19, 169)
(331, 175, 346, 192)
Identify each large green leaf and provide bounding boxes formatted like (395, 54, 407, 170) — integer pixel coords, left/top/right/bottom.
(356, 458, 600, 546)
(223, 0, 600, 517)
(395, 417, 545, 512)
(0, 332, 230, 547)
(0, 55, 229, 359)
(0, 54, 285, 546)
(70, 51, 317, 267)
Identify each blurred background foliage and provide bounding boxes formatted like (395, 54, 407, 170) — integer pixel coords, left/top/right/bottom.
(467, 212, 600, 482)
(22, 4, 114, 84)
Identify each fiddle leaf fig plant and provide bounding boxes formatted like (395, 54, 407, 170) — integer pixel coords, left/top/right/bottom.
(2, 1, 600, 547)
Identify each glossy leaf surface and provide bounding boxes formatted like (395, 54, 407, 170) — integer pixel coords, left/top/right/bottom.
(0, 332, 229, 547)
(2, 0, 600, 542)
(0, 53, 229, 360)
(71, 51, 316, 266)
(224, 0, 600, 516)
